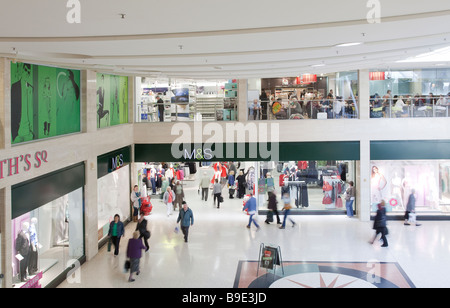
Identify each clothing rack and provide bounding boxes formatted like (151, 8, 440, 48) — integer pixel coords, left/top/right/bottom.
(284, 180, 309, 208)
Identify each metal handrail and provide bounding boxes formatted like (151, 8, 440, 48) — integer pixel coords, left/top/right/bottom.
(247, 98, 359, 120)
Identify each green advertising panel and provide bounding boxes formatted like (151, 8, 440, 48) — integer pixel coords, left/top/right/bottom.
(96, 73, 128, 128)
(10, 62, 81, 144)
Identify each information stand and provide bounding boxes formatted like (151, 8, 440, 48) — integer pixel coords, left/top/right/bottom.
(257, 243, 284, 279)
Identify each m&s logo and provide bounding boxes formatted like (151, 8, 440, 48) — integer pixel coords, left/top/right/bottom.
(183, 148, 213, 160)
(111, 154, 124, 170)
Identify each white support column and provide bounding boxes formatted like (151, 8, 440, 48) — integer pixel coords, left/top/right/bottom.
(237, 79, 248, 122)
(0, 187, 12, 288)
(356, 69, 372, 221)
(358, 69, 370, 120)
(83, 70, 99, 260)
(357, 139, 371, 221)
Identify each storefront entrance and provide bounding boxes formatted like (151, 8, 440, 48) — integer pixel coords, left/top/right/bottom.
(134, 142, 359, 216)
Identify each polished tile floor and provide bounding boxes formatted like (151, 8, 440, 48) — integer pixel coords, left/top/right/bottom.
(59, 171, 450, 288)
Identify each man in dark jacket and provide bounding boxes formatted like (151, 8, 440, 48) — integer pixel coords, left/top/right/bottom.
(371, 200, 388, 247)
(156, 95, 165, 122)
(404, 189, 421, 226)
(136, 215, 150, 252)
(177, 201, 194, 242)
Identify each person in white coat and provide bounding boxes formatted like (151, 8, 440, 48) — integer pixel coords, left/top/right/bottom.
(163, 186, 176, 217)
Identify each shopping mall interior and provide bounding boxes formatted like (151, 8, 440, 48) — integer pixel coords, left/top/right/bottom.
(0, 0, 450, 290)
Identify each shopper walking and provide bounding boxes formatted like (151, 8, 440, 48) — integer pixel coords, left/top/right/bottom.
(280, 192, 296, 229)
(228, 170, 236, 199)
(199, 171, 210, 202)
(126, 231, 147, 282)
(136, 215, 150, 252)
(243, 193, 260, 230)
(108, 214, 125, 256)
(213, 179, 223, 208)
(130, 185, 141, 222)
(237, 170, 248, 199)
(177, 201, 194, 243)
(371, 200, 388, 247)
(345, 181, 355, 217)
(160, 176, 169, 199)
(174, 180, 185, 211)
(163, 186, 176, 217)
(404, 189, 421, 226)
(265, 191, 281, 225)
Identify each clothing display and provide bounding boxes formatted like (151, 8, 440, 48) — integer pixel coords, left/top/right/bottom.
(15, 227, 30, 282)
(284, 180, 309, 208)
(322, 176, 345, 209)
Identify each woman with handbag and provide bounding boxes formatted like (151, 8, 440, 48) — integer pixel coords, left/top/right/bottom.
(280, 192, 296, 229)
(345, 181, 355, 217)
(126, 231, 147, 282)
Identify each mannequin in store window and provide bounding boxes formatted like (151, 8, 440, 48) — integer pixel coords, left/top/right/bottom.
(28, 217, 39, 275)
(15, 222, 31, 282)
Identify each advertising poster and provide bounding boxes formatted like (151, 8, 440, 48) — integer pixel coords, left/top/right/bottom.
(370, 160, 441, 212)
(96, 73, 128, 128)
(10, 62, 81, 144)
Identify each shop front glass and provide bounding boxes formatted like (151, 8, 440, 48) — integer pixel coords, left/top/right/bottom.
(11, 188, 84, 288)
(370, 160, 450, 215)
(369, 68, 450, 118)
(136, 77, 238, 123)
(136, 160, 356, 215)
(253, 72, 359, 121)
(97, 165, 131, 242)
(253, 161, 356, 213)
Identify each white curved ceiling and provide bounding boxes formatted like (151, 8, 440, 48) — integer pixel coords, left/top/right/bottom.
(0, 0, 450, 78)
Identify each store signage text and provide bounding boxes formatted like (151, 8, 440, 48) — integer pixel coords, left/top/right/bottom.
(0, 150, 48, 179)
(183, 148, 213, 160)
(171, 121, 280, 161)
(110, 153, 124, 171)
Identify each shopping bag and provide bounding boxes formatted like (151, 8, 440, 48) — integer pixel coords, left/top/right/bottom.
(174, 226, 180, 234)
(335, 196, 343, 208)
(266, 210, 274, 223)
(124, 260, 130, 273)
(107, 238, 112, 252)
(408, 213, 416, 223)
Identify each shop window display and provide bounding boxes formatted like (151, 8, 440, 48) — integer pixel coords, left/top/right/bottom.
(273, 161, 355, 212)
(11, 188, 84, 288)
(370, 160, 449, 214)
(97, 165, 131, 241)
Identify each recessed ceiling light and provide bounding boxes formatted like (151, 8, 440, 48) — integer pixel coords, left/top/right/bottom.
(335, 42, 363, 47)
(310, 64, 325, 67)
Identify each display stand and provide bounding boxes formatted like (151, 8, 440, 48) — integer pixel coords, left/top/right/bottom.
(257, 243, 284, 280)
